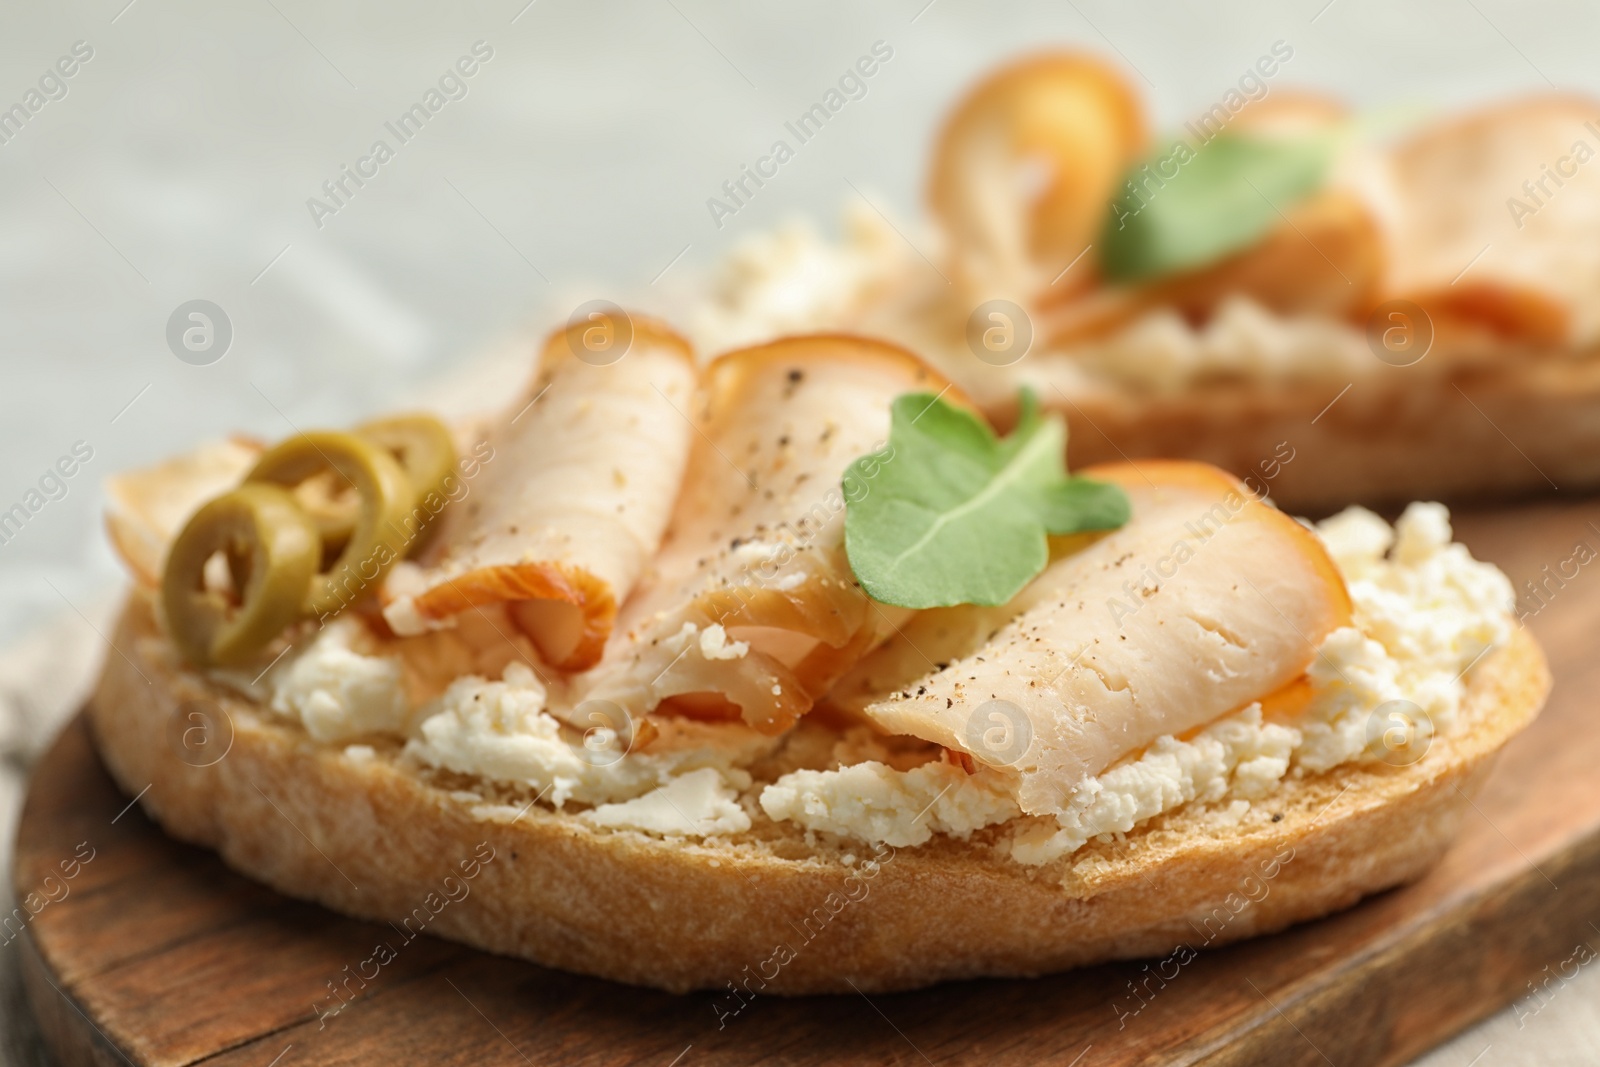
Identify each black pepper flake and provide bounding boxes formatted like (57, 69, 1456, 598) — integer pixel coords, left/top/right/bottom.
(787, 368, 803, 383)
(1271, 813, 1283, 822)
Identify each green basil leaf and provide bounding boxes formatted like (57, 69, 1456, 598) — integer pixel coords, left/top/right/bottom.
(1099, 132, 1335, 284)
(843, 390, 1130, 609)
(1028, 477, 1132, 533)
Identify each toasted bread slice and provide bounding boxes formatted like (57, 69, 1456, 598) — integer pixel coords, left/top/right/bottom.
(88, 590, 1547, 994)
(1008, 354, 1600, 514)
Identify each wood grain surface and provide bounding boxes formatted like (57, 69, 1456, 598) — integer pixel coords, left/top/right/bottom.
(12, 498, 1600, 1067)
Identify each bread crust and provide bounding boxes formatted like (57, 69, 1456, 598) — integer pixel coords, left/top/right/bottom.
(1018, 354, 1600, 514)
(89, 593, 1549, 994)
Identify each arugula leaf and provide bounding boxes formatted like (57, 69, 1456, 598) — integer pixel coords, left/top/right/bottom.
(843, 390, 1130, 609)
(1099, 132, 1335, 284)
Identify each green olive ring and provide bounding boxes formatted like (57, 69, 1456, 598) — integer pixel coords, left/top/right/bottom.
(161, 484, 322, 668)
(245, 431, 417, 617)
(306, 414, 457, 559)
(359, 414, 458, 505)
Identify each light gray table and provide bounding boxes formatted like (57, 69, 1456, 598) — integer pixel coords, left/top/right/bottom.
(4, 1, 1598, 1061)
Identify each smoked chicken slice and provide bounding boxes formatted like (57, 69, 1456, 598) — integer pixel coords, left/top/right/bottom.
(577, 334, 957, 735)
(1384, 95, 1600, 346)
(859, 460, 1351, 816)
(382, 316, 696, 671)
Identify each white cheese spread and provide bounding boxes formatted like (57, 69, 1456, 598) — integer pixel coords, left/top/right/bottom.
(267, 617, 409, 743)
(759, 760, 1020, 848)
(761, 504, 1514, 863)
(402, 662, 768, 812)
(689, 209, 1385, 392)
(580, 767, 752, 837)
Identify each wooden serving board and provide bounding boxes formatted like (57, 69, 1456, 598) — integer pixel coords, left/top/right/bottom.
(14, 497, 1600, 1067)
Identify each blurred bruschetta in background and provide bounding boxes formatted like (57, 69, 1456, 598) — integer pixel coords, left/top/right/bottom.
(691, 51, 1600, 511)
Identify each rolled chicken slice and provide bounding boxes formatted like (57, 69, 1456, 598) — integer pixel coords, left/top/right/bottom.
(1383, 94, 1600, 347)
(1041, 91, 1385, 345)
(930, 52, 1146, 300)
(1042, 188, 1384, 346)
(861, 460, 1351, 816)
(381, 315, 697, 671)
(825, 530, 1112, 719)
(577, 334, 958, 735)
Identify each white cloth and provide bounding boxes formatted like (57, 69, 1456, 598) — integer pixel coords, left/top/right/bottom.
(1, 603, 113, 1067)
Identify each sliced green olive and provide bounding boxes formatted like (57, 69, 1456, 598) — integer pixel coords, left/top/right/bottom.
(246, 431, 416, 617)
(297, 415, 457, 559)
(161, 484, 321, 668)
(356, 414, 457, 555)
(358, 414, 457, 504)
